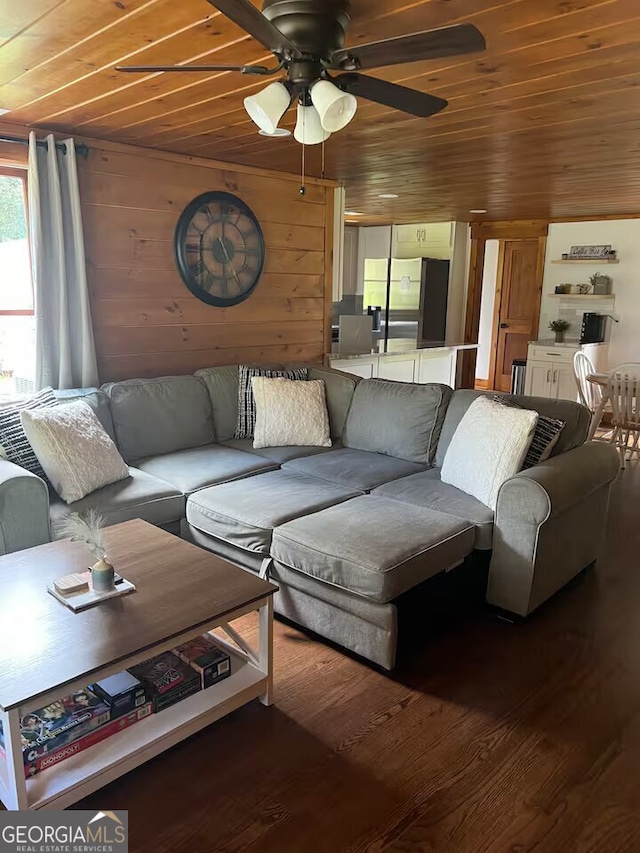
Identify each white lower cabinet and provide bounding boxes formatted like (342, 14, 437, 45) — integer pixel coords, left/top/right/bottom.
(329, 358, 377, 379)
(329, 348, 462, 386)
(377, 356, 417, 382)
(524, 343, 608, 402)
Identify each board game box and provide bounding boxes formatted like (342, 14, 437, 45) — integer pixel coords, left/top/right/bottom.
(173, 634, 231, 689)
(2, 687, 111, 767)
(128, 651, 200, 713)
(90, 671, 147, 719)
(0, 702, 154, 779)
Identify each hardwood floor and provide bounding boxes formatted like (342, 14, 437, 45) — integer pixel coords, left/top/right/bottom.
(71, 463, 640, 849)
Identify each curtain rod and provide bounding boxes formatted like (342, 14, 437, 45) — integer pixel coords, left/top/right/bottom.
(0, 134, 89, 158)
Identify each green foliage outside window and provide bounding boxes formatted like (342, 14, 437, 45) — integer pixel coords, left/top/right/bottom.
(0, 176, 27, 243)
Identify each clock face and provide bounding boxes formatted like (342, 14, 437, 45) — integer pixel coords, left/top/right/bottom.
(173, 191, 265, 307)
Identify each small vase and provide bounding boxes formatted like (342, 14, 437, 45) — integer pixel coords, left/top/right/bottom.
(92, 556, 115, 592)
(554, 331, 564, 344)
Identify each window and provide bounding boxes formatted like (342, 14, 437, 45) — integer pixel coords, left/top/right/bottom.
(0, 167, 35, 397)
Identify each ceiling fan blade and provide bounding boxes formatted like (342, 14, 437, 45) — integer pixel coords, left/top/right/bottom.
(115, 63, 268, 74)
(329, 23, 485, 71)
(335, 73, 448, 118)
(206, 0, 299, 57)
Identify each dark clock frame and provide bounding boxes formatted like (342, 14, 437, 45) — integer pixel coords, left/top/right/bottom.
(173, 190, 266, 308)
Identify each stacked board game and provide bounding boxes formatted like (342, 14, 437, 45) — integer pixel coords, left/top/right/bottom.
(173, 634, 231, 689)
(11, 687, 110, 768)
(128, 651, 200, 713)
(0, 703, 154, 779)
(91, 671, 148, 719)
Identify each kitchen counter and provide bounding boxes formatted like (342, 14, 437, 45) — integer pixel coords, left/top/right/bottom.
(327, 343, 478, 387)
(328, 342, 478, 360)
(529, 339, 608, 349)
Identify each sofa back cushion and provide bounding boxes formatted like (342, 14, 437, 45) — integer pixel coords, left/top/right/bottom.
(196, 363, 292, 442)
(196, 363, 359, 442)
(435, 389, 590, 467)
(342, 379, 452, 465)
(195, 365, 241, 442)
(308, 366, 359, 438)
(54, 388, 116, 443)
(103, 376, 215, 462)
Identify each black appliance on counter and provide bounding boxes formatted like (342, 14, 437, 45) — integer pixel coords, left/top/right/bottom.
(580, 312, 607, 344)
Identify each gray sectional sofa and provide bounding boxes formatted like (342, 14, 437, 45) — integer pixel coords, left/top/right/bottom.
(0, 364, 620, 669)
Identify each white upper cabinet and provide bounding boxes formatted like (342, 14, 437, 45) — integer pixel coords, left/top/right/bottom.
(394, 222, 453, 259)
(358, 222, 454, 260)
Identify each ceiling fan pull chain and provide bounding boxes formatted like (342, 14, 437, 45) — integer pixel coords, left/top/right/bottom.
(321, 137, 326, 180)
(300, 106, 306, 196)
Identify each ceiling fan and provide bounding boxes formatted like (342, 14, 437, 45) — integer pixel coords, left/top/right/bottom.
(116, 0, 486, 145)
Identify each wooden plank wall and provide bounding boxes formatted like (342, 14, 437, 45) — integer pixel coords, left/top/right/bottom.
(77, 142, 335, 382)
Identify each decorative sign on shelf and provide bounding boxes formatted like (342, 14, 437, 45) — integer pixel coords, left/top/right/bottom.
(569, 244, 615, 259)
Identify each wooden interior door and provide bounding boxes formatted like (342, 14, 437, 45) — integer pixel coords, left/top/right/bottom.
(491, 238, 545, 392)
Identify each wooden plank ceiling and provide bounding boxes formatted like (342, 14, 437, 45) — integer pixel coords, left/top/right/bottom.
(2, 0, 640, 224)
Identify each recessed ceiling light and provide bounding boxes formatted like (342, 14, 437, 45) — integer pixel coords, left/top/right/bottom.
(470, 209, 488, 214)
(378, 193, 399, 199)
(258, 127, 291, 137)
(0, 108, 11, 116)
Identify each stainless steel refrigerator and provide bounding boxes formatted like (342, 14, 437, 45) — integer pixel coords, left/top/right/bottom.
(363, 256, 450, 351)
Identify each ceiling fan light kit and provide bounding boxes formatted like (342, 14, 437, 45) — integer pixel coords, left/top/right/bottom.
(243, 80, 291, 134)
(116, 0, 486, 146)
(294, 103, 331, 145)
(310, 79, 357, 132)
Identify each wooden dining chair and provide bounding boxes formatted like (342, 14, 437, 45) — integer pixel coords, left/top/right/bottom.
(573, 351, 602, 411)
(573, 350, 611, 440)
(607, 363, 640, 468)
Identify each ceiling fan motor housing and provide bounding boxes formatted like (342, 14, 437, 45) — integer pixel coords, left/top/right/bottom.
(261, 0, 351, 57)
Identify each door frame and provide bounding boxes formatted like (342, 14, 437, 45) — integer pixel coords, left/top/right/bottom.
(487, 235, 547, 391)
(460, 220, 549, 389)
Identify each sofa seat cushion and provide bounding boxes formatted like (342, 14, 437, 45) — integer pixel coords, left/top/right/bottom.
(134, 445, 277, 495)
(283, 448, 426, 492)
(186, 470, 363, 554)
(50, 468, 185, 530)
(271, 496, 475, 603)
(373, 468, 495, 550)
(220, 437, 341, 464)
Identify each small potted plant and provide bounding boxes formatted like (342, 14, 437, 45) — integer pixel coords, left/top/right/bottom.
(549, 319, 570, 343)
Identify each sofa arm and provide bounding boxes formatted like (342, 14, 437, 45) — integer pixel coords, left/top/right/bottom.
(0, 459, 51, 556)
(488, 442, 620, 616)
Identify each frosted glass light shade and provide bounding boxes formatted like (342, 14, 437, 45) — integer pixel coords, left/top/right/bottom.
(311, 80, 357, 132)
(294, 104, 331, 145)
(244, 82, 291, 134)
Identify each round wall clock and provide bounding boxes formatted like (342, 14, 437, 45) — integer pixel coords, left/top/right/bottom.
(173, 191, 265, 307)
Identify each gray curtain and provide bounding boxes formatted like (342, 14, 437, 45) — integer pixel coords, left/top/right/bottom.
(28, 132, 98, 390)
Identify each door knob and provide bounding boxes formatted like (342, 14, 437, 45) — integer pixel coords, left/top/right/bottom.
(500, 323, 509, 329)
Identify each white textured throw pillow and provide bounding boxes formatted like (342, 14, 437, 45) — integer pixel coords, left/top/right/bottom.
(440, 396, 538, 510)
(21, 401, 130, 504)
(252, 377, 332, 449)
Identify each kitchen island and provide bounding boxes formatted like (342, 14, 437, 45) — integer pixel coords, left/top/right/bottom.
(327, 343, 478, 387)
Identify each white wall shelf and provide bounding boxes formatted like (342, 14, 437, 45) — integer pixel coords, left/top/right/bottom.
(551, 258, 619, 264)
(548, 293, 615, 299)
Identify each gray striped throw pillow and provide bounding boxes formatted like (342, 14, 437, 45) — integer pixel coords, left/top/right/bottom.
(0, 387, 58, 478)
(235, 366, 308, 439)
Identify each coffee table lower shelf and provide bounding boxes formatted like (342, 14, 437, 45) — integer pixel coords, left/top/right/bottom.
(1, 657, 266, 811)
(29, 658, 266, 810)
